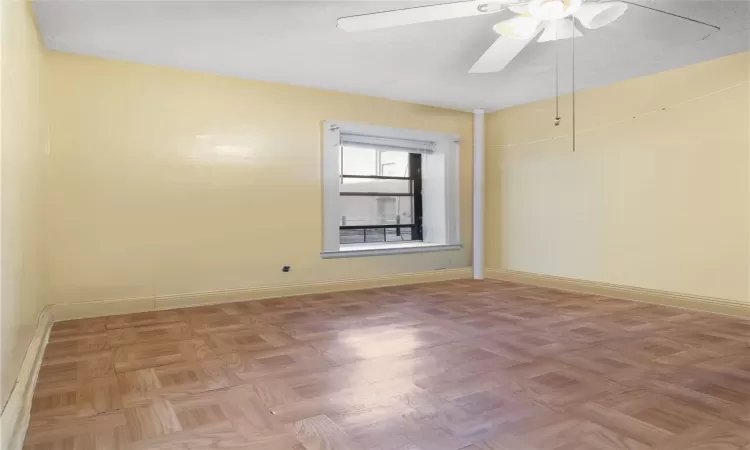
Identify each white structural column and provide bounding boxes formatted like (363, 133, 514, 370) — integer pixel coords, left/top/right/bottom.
(472, 109, 485, 280)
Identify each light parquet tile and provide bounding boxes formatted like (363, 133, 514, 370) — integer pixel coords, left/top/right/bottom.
(23, 410, 130, 450)
(202, 327, 297, 354)
(577, 389, 735, 447)
(24, 280, 750, 450)
(37, 349, 116, 385)
(291, 415, 354, 450)
(30, 375, 122, 421)
(220, 344, 333, 382)
(50, 317, 107, 337)
(106, 310, 184, 330)
(107, 321, 193, 347)
(118, 359, 235, 406)
(113, 339, 217, 372)
(44, 332, 110, 358)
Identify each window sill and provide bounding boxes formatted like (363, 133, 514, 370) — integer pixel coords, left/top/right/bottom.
(320, 242, 461, 259)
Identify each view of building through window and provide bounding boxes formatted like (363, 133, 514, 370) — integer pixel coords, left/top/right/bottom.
(339, 145, 422, 244)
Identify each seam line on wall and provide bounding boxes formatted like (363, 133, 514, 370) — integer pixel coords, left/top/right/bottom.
(491, 81, 749, 149)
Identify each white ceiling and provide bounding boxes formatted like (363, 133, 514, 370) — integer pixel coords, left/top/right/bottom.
(33, 0, 749, 111)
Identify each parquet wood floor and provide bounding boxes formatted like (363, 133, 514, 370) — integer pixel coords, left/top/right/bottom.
(24, 280, 750, 450)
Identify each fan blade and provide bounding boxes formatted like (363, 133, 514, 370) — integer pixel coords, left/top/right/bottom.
(337, 1, 505, 32)
(469, 32, 539, 73)
(605, 0, 720, 43)
(619, 0, 719, 36)
(576, 2, 628, 30)
(494, 16, 543, 39)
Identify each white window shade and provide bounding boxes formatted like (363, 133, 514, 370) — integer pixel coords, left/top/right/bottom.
(340, 133, 435, 153)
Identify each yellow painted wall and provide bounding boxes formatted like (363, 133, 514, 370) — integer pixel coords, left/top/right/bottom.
(0, 0, 47, 407)
(44, 53, 473, 307)
(487, 52, 750, 303)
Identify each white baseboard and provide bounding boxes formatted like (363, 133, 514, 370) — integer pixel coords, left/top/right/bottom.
(486, 268, 750, 318)
(0, 311, 53, 450)
(49, 267, 473, 321)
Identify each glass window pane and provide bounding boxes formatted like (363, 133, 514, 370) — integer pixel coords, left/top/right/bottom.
(340, 178, 410, 194)
(341, 146, 414, 177)
(380, 151, 410, 177)
(340, 228, 365, 245)
(340, 196, 413, 226)
(339, 227, 416, 244)
(341, 146, 376, 176)
(385, 227, 413, 242)
(365, 228, 383, 243)
(365, 227, 414, 243)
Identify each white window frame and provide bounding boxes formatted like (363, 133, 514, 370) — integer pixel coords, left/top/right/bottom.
(321, 120, 461, 259)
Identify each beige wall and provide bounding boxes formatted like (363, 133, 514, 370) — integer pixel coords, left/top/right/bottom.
(0, 0, 47, 407)
(487, 52, 750, 303)
(44, 53, 473, 307)
(5, 11, 748, 403)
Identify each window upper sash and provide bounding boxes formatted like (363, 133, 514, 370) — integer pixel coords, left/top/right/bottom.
(340, 133, 435, 153)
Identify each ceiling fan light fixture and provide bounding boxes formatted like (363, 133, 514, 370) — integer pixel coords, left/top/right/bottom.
(576, 1, 628, 29)
(528, 0, 582, 21)
(493, 15, 542, 39)
(538, 19, 582, 42)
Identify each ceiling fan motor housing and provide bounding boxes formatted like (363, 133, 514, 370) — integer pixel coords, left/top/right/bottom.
(528, 0, 583, 20)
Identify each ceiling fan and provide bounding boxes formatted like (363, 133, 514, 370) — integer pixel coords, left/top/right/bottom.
(337, 0, 718, 74)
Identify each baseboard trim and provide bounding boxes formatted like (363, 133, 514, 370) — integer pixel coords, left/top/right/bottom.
(0, 311, 53, 450)
(49, 267, 473, 321)
(486, 268, 749, 318)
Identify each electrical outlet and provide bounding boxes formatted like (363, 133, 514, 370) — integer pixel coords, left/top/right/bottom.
(282, 265, 291, 273)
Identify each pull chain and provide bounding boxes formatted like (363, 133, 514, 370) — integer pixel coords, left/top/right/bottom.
(571, 16, 577, 152)
(554, 30, 560, 127)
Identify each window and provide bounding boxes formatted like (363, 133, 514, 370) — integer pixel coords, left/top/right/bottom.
(339, 146, 422, 245)
(322, 121, 461, 258)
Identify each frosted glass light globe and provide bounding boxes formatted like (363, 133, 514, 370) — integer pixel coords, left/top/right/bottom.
(528, 0, 582, 21)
